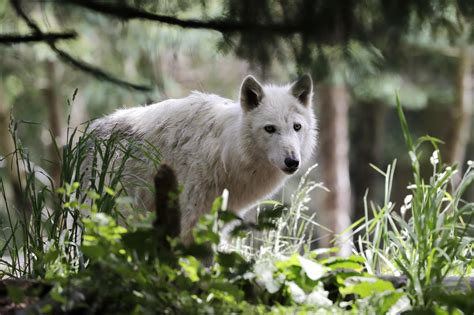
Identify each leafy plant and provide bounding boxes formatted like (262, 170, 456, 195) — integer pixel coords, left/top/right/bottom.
(38, 190, 405, 314)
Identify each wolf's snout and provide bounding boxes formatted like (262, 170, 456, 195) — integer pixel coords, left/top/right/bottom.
(284, 157, 299, 173)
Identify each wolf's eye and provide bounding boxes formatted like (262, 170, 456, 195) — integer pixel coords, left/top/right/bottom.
(294, 123, 302, 131)
(264, 125, 276, 133)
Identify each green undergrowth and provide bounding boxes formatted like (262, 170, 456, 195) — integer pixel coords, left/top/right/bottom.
(15, 191, 404, 314)
(0, 96, 473, 314)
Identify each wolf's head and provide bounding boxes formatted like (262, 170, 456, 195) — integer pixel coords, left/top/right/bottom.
(240, 74, 317, 175)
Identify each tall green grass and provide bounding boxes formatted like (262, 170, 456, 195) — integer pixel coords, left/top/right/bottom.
(227, 164, 330, 261)
(353, 96, 474, 310)
(0, 104, 159, 278)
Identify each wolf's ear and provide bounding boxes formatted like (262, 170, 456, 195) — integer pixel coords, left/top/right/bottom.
(240, 75, 264, 111)
(290, 74, 313, 107)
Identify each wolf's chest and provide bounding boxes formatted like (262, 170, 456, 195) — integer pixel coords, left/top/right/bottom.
(223, 167, 284, 213)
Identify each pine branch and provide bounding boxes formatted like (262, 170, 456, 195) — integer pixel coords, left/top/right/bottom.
(62, 0, 307, 36)
(61, 0, 374, 45)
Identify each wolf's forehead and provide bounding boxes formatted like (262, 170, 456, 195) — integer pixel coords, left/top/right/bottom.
(261, 88, 306, 121)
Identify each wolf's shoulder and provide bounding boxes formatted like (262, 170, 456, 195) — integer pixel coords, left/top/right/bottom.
(188, 91, 235, 107)
(99, 91, 238, 128)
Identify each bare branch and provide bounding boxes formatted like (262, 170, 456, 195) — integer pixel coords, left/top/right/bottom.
(10, 0, 41, 33)
(51, 45, 152, 91)
(0, 31, 77, 45)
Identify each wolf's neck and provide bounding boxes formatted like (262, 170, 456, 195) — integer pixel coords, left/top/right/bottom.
(221, 119, 258, 171)
(221, 137, 285, 211)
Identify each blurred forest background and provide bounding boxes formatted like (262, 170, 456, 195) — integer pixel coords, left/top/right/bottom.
(1, 0, 473, 252)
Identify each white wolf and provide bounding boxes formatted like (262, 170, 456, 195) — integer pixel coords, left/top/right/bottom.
(87, 74, 317, 243)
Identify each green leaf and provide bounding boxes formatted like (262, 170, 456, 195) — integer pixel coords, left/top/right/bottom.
(105, 186, 116, 196)
(298, 256, 328, 281)
(254, 262, 281, 294)
(209, 282, 244, 300)
(378, 291, 404, 314)
(307, 287, 333, 307)
(396, 94, 414, 151)
(276, 254, 301, 270)
(340, 277, 395, 298)
(287, 281, 306, 303)
(211, 196, 223, 215)
(82, 244, 105, 259)
(50, 285, 67, 304)
(179, 256, 201, 282)
(217, 251, 247, 269)
(40, 304, 54, 313)
(193, 223, 220, 245)
(121, 229, 156, 257)
(257, 204, 285, 223)
(218, 211, 241, 224)
(275, 254, 304, 281)
(324, 255, 365, 271)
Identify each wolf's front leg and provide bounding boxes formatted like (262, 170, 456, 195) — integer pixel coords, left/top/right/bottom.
(179, 208, 201, 246)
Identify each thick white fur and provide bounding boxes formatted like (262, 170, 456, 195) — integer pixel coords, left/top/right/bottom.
(89, 75, 317, 243)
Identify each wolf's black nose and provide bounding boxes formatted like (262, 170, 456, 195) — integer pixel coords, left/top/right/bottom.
(284, 158, 299, 171)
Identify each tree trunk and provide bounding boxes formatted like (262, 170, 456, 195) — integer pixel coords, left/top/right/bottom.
(44, 60, 64, 186)
(350, 102, 386, 240)
(317, 82, 352, 256)
(446, 47, 473, 182)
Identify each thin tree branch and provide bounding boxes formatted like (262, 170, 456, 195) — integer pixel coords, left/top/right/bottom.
(9, 0, 152, 92)
(0, 31, 77, 45)
(51, 44, 152, 91)
(10, 0, 41, 33)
